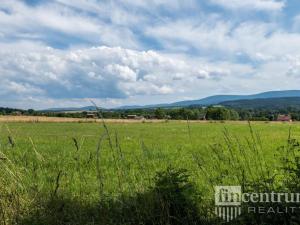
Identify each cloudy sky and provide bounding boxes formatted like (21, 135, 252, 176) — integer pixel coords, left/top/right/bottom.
(1, 0, 300, 109)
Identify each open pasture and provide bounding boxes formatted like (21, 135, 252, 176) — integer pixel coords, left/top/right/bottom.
(0, 120, 299, 224)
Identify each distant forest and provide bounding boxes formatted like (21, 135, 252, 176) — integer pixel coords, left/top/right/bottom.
(221, 97, 300, 110)
(1, 106, 300, 121)
(2, 97, 300, 121)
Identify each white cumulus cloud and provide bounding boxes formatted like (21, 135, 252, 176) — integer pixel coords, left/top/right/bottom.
(209, 0, 285, 11)
(0, 45, 229, 104)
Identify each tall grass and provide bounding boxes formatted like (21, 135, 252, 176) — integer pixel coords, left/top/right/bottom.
(0, 121, 300, 224)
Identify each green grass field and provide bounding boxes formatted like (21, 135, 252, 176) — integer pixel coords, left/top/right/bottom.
(1, 121, 300, 224)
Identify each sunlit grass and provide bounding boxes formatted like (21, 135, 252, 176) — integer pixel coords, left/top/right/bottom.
(0, 120, 299, 224)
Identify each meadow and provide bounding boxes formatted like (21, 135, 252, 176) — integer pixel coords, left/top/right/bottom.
(0, 120, 300, 225)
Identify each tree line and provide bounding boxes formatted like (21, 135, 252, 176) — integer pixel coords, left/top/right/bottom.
(2, 106, 300, 121)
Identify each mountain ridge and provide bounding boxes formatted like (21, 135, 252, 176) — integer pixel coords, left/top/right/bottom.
(221, 97, 300, 110)
(42, 90, 300, 111)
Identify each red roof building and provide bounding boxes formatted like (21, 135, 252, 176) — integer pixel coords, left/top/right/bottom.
(277, 114, 292, 122)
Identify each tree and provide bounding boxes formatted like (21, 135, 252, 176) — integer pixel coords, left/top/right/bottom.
(206, 107, 231, 120)
(229, 109, 240, 120)
(27, 109, 35, 115)
(154, 108, 166, 119)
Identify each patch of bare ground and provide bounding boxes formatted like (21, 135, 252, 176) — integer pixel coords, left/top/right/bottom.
(0, 116, 161, 123)
(0, 116, 297, 124)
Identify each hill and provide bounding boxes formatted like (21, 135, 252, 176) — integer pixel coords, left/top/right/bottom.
(41, 90, 300, 111)
(117, 90, 300, 109)
(41, 106, 98, 112)
(0, 107, 24, 114)
(221, 97, 300, 110)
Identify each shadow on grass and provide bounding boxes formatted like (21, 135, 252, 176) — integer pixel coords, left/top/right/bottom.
(20, 167, 215, 225)
(16, 166, 300, 225)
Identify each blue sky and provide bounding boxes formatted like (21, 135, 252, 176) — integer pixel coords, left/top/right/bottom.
(1, 0, 300, 109)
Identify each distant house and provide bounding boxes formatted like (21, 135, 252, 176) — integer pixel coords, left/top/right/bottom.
(12, 111, 22, 116)
(165, 115, 171, 120)
(86, 113, 97, 119)
(199, 113, 207, 120)
(127, 115, 144, 120)
(277, 114, 292, 122)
